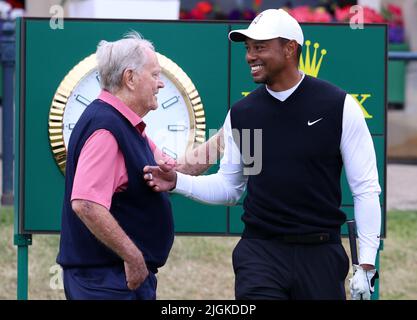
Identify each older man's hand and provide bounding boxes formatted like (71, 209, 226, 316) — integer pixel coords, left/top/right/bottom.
(349, 265, 379, 300)
(124, 252, 149, 290)
(143, 160, 177, 192)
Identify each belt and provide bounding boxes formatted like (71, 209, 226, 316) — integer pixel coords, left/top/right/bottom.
(274, 232, 340, 244)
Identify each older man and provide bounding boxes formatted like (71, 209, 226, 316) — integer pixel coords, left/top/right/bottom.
(56, 31, 175, 300)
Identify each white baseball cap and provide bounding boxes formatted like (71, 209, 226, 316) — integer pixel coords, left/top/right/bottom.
(228, 9, 304, 46)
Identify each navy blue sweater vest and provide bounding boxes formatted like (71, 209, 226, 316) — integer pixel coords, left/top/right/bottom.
(231, 75, 347, 238)
(57, 99, 174, 272)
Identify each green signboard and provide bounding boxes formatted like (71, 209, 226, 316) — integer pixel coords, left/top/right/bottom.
(15, 18, 386, 237)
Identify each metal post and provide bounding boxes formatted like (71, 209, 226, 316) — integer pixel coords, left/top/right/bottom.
(0, 19, 15, 206)
(388, 51, 417, 61)
(14, 234, 32, 300)
(372, 240, 383, 300)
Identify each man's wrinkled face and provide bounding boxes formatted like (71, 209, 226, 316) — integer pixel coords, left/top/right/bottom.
(134, 48, 164, 114)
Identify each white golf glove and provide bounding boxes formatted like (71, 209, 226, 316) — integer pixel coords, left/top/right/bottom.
(349, 265, 379, 300)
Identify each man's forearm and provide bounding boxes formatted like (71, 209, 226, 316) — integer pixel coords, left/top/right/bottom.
(176, 160, 212, 176)
(174, 169, 246, 205)
(176, 128, 224, 176)
(354, 193, 381, 266)
(72, 200, 142, 263)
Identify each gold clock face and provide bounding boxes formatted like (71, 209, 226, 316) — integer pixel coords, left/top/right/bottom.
(48, 53, 206, 174)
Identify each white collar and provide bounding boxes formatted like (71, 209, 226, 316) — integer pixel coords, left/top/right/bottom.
(266, 71, 305, 102)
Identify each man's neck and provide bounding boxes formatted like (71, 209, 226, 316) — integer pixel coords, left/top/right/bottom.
(267, 68, 302, 92)
(114, 89, 146, 118)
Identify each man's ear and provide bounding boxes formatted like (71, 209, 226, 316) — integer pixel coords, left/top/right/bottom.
(285, 40, 298, 59)
(123, 69, 135, 90)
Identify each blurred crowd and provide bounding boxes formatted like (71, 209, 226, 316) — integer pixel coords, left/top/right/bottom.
(179, 0, 407, 44)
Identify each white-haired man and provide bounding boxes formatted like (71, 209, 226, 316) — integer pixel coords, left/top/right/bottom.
(57, 32, 175, 300)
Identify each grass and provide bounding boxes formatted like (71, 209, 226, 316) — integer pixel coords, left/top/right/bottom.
(1, 206, 416, 299)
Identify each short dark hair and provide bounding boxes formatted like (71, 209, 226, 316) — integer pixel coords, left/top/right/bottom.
(278, 38, 302, 62)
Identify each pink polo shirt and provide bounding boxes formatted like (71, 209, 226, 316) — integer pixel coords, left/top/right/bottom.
(71, 90, 175, 209)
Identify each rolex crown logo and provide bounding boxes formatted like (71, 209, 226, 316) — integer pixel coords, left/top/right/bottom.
(299, 40, 327, 78)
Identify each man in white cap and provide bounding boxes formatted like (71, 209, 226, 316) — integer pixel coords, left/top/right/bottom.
(144, 9, 381, 300)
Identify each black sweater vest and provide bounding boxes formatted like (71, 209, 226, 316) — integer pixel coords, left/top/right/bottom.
(231, 75, 347, 238)
(57, 99, 174, 272)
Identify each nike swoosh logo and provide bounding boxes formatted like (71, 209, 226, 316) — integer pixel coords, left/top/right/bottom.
(307, 118, 323, 126)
